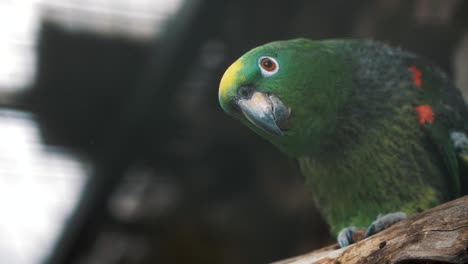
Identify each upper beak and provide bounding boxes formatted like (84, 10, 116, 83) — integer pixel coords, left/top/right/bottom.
(237, 91, 290, 136)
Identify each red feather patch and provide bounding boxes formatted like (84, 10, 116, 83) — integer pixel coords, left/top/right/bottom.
(408, 65, 422, 88)
(415, 104, 434, 126)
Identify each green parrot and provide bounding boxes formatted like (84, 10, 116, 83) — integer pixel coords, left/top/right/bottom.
(218, 38, 468, 247)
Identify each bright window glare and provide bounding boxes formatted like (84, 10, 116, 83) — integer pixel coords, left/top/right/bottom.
(0, 1, 40, 91)
(0, 110, 88, 264)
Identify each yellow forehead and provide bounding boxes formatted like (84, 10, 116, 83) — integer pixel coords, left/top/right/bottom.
(219, 58, 246, 99)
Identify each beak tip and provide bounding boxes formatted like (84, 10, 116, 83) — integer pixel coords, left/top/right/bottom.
(237, 91, 289, 137)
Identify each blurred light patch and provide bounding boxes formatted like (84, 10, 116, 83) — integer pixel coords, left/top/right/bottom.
(40, 0, 183, 39)
(0, 1, 40, 91)
(0, 0, 183, 91)
(0, 110, 88, 264)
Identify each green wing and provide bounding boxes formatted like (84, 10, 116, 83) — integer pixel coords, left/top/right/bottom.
(423, 122, 460, 198)
(451, 131, 468, 195)
(410, 61, 468, 198)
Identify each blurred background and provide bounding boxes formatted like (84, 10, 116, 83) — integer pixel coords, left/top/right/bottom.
(0, 0, 467, 263)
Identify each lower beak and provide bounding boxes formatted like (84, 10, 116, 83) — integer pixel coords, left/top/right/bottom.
(237, 91, 290, 136)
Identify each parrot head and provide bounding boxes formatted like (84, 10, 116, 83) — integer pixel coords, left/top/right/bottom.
(218, 39, 352, 157)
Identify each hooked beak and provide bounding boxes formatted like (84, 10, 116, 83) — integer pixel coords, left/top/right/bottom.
(236, 90, 290, 136)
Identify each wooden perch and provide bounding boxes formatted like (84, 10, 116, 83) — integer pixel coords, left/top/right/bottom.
(273, 195, 468, 264)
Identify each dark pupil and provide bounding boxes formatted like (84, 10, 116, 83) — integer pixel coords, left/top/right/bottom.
(263, 59, 272, 68)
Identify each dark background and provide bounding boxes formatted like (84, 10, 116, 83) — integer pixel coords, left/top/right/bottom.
(2, 0, 468, 263)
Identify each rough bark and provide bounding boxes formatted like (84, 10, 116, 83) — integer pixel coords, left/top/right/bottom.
(273, 195, 468, 264)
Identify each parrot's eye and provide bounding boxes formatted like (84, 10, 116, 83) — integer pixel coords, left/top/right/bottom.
(260, 58, 275, 71)
(258, 56, 279, 77)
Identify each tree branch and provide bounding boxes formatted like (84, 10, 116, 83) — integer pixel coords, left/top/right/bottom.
(273, 195, 468, 264)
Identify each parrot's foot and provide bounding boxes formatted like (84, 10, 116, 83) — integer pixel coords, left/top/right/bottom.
(337, 227, 366, 247)
(337, 226, 357, 248)
(365, 211, 406, 238)
(337, 212, 406, 248)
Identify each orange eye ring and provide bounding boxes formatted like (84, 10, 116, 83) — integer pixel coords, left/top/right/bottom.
(260, 57, 277, 72)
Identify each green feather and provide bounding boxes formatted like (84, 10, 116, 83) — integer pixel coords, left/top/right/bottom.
(424, 123, 460, 198)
